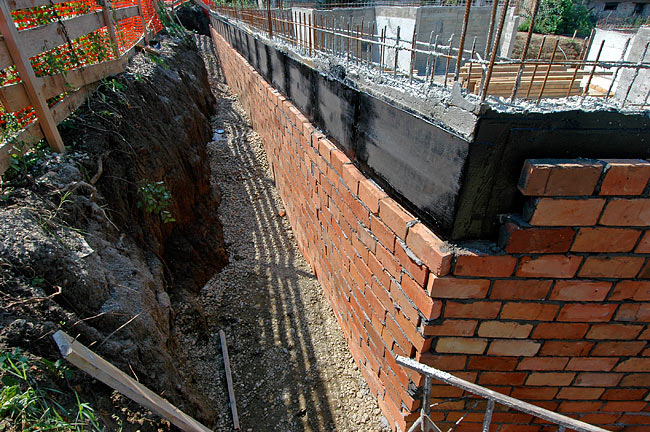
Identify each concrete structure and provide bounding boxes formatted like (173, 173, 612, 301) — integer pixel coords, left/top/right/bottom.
(293, 4, 520, 75)
(587, 0, 650, 19)
(211, 14, 650, 432)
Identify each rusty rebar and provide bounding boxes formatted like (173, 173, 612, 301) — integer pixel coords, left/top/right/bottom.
(523, 36, 546, 98)
(394, 26, 401, 77)
(536, 38, 559, 104)
(480, 0, 511, 101)
(454, 0, 473, 82)
(621, 41, 650, 107)
(430, 34, 439, 84)
(409, 25, 417, 82)
(510, 0, 540, 101)
(582, 39, 605, 100)
(466, 36, 477, 91)
(484, 0, 500, 59)
(444, 33, 454, 86)
(605, 38, 631, 100)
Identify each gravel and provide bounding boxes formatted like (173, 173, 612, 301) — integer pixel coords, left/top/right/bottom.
(179, 34, 391, 432)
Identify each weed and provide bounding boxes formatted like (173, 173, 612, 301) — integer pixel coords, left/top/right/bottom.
(2, 140, 50, 184)
(0, 348, 103, 431)
(137, 181, 175, 223)
(146, 51, 170, 69)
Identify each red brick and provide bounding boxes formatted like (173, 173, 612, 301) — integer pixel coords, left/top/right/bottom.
(370, 214, 396, 252)
(602, 401, 648, 412)
(574, 373, 623, 387)
(479, 372, 528, 386)
(586, 323, 644, 339)
(427, 277, 490, 299)
(592, 341, 646, 356)
(540, 340, 594, 356)
(519, 160, 553, 196)
(341, 163, 364, 195)
(444, 301, 502, 319)
(579, 256, 646, 278)
(401, 274, 441, 320)
(600, 198, 650, 226)
(499, 222, 575, 253)
(436, 337, 487, 354)
(572, 227, 641, 252)
(390, 279, 420, 324)
(599, 160, 650, 196)
(603, 388, 649, 400)
(422, 319, 477, 337)
(395, 309, 430, 353)
(517, 357, 569, 371)
(376, 243, 402, 280)
(610, 281, 650, 301)
(527, 198, 605, 226)
(478, 321, 533, 338)
(549, 280, 611, 302)
(378, 199, 414, 241)
(579, 413, 623, 425)
(488, 340, 541, 357)
(615, 358, 650, 372)
(454, 254, 517, 278)
(385, 314, 414, 355)
(516, 255, 582, 278)
(467, 356, 519, 371)
(557, 387, 605, 400)
(526, 372, 575, 386)
(419, 353, 468, 371)
(519, 160, 603, 196)
(490, 279, 552, 300)
(358, 179, 387, 215)
(511, 386, 559, 400)
(557, 304, 618, 322)
(637, 231, 650, 253)
(329, 149, 350, 176)
(616, 304, 650, 322)
(567, 357, 619, 371)
(620, 374, 650, 387)
(532, 323, 589, 339)
(558, 401, 603, 413)
(619, 414, 650, 425)
(394, 241, 429, 287)
(405, 223, 453, 276)
(500, 302, 559, 321)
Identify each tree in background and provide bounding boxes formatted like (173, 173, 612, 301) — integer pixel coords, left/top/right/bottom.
(519, 0, 595, 37)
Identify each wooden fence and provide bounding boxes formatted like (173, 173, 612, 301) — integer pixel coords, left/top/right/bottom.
(0, 0, 184, 174)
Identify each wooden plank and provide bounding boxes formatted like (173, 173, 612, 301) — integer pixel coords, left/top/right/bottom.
(0, 37, 12, 70)
(9, 0, 69, 10)
(0, 56, 127, 112)
(114, 5, 139, 22)
(0, 120, 42, 173)
(0, 0, 64, 152)
(18, 12, 104, 60)
(220, 330, 240, 430)
(53, 331, 212, 432)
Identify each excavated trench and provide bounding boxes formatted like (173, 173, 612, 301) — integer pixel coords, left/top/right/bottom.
(0, 10, 388, 432)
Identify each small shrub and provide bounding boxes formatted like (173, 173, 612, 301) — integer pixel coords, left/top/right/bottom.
(519, 0, 595, 37)
(137, 181, 175, 223)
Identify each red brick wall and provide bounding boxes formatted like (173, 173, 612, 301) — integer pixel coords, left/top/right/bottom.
(211, 28, 650, 432)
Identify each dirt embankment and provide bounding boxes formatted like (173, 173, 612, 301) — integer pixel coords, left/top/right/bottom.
(511, 31, 589, 60)
(0, 35, 226, 429)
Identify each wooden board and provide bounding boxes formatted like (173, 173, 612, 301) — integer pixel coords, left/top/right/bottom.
(9, 0, 70, 10)
(53, 331, 212, 432)
(0, 56, 127, 112)
(0, 37, 12, 71)
(19, 12, 105, 59)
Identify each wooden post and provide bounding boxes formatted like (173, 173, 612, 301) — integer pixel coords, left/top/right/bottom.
(53, 331, 212, 432)
(138, 0, 150, 45)
(0, 0, 65, 153)
(101, 0, 121, 59)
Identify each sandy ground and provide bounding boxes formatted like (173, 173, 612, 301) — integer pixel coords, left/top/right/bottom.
(178, 35, 391, 432)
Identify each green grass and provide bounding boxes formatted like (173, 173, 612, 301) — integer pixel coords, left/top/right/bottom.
(0, 348, 104, 431)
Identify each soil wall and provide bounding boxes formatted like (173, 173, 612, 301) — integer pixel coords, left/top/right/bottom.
(211, 22, 650, 432)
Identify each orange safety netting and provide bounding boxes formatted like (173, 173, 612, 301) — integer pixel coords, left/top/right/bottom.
(1, 0, 164, 136)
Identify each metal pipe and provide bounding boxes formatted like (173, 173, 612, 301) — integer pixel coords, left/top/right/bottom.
(482, 400, 495, 432)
